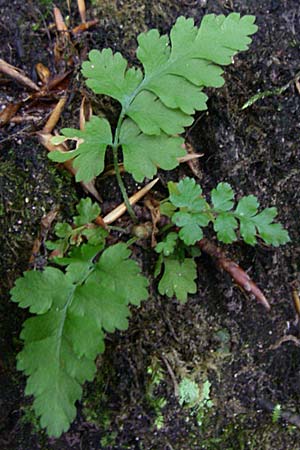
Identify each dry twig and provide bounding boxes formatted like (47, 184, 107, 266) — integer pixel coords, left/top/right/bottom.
(102, 178, 159, 225)
(198, 238, 271, 310)
(0, 58, 39, 91)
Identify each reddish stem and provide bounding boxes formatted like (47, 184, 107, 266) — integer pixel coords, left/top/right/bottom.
(198, 238, 271, 311)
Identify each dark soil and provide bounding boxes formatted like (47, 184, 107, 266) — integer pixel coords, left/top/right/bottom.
(1, 0, 300, 449)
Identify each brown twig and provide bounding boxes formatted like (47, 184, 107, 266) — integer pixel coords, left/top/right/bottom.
(102, 178, 159, 225)
(77, 0, 86, 23)
(268, 334, 300, 350)
(161, 354, 179, 398)
(0, 58, 40, 91)
(292, 287, 300, 318)
(43, 96, 68, 133)
(198, 238, 271, 311)
(0, 102, 22, 126)
(53, 6, 68, 32)
(72, 19, 99, 35)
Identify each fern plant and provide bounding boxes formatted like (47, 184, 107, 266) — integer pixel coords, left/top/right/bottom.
(50, 13, 258, 217)
(155, 177, 290, 302)
(11, 199, 148, 436)
(9, 13, 290, 438)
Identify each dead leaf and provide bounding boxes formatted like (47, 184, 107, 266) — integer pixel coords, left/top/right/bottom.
(0, 102, 22, 126)
(144, 197, 161, 247)
(29, 207, 59, 265)
(79, 96, 92, 131)
(35, 63, 51, 84)
(37, 131, 102, 202)
(179, 142, 203, 179)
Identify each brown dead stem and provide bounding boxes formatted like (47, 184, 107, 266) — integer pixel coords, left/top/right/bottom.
(43, 96, 68, 134)
(198, 238, 271, 311)
(72, 19, 99, 35)
(77, 0, 86, 23)
(102, 178, 159, 225)
(0, 58, 39, 91)
(53, 6, 68, 32)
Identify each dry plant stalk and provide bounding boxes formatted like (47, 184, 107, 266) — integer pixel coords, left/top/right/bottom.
(198, 238, 271, 310)
(43, 97, 68, 134)
(77, 0, 86, 23)
(102, 178, 159, 225)
(53, 6, 68, 32)
(0, 58, 40, 91)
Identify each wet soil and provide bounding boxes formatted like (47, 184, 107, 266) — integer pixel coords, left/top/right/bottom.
(1, 0, 300, 449)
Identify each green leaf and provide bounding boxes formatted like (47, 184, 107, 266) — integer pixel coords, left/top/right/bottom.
(168, 178, 211, 245)
(143, 74, 208, 115)
(155, 232, 178, 256)
(49, 116, 112, 183)
(238, 218, 257, 245)
(58, 244, 104, 283)
(169, 178, 206, 210)
(158, 257, 197, 303)
(136, 14, 257, 115)
(71, 243, 149, 332)
(54, 222, 73, 238)
(74, 197, 101, 226)
(82, 227, 108, 246)
(235, 195, 259, 217)
(173, 211, 207, 246)
(213, 213, 238, 244)
(82, 49, 143, 104)
(11, 242, 148, 437)
(10, 267, 72, 314)
(119, 119, 185, 182)
(211, 182, 234, 211)
(253, 208, 290, 246)
(18, 309, 103, 437)
(127, 90, 193, 135)
(159, 201, 176, 218)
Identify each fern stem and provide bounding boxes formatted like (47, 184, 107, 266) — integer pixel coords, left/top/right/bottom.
(112, 144, 137, 221)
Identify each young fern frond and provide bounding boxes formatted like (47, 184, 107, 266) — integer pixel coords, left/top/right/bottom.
(11, 200, 148, 437)
(166, 178, 290, 247)
(50, 14, 257, 187)
(155, 178, 290, 302)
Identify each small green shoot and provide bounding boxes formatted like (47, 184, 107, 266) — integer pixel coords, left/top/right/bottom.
(272, 404, 282, 423)
(179, 378, 213, 427)
(146, 359, 167, 430)
(241, 83, 290, 110)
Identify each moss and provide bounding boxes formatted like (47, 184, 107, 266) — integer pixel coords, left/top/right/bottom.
(0, 140, 78, 284)
(82, 356, 116, 430)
